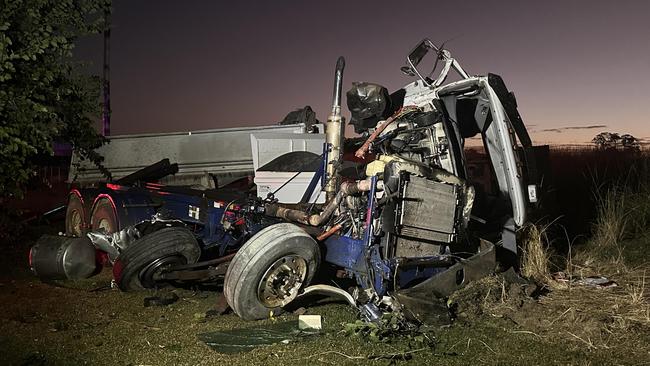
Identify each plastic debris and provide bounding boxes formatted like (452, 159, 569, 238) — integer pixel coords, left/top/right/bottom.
(298, 315, 322, 330)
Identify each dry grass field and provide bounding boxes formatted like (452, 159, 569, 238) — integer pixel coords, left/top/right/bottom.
(1, 147, 649, 365)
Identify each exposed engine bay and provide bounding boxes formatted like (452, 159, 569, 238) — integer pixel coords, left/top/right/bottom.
(256, 39, 537, 322)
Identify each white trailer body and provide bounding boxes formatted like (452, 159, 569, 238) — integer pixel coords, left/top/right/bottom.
(70, 123, 324, 188)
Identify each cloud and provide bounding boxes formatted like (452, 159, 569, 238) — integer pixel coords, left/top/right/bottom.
(537, 124, 608, 133)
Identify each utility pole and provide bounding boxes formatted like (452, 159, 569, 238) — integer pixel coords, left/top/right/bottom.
(102, 6, 111, 137)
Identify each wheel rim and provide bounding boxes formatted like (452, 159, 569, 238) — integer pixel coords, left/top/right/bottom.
(139, 255, 185, 288)
(257, 255, 307, 308)
(69, 210, 82, 236)
(97, 218, 112, 233)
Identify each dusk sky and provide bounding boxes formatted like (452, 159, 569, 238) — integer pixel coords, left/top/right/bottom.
(77, 0, 650, 145)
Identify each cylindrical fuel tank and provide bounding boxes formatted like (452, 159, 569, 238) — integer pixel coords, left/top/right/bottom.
(29, 235, 98, 280)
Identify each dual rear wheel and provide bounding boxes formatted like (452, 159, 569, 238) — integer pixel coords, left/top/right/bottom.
(65, 195, 118, 236)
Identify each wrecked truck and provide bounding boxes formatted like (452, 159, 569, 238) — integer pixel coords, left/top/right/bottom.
(30, 39, 542, 323)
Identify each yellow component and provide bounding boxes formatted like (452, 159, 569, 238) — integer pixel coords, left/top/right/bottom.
(365, 155, 403, 177)
(365, 159, 386, 177)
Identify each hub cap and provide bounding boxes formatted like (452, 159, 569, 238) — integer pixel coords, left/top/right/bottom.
(139, 255, 185, 288)
(257, 255, 307, 308)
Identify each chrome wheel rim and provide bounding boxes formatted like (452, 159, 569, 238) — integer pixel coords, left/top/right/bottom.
(97, 218, 112, 233)
(257, 255, 307, 308)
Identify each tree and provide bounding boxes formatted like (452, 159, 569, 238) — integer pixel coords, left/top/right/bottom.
(592, 132, 620, 150)
(592, 132, 639, 151)
(0, 0, 111, 198)
(620, 134, 640, 151)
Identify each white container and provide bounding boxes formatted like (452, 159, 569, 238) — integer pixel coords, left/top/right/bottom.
(250, 132, 325, 171)
(70, 123, 314, 185)
(254, 171, 325, 203)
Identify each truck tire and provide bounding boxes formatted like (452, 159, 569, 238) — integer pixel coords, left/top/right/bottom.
(112, 227, 200, 291)
(91, 197, 118, 234)
(224, 223, 320, 320)
(65, 193, 86, 237)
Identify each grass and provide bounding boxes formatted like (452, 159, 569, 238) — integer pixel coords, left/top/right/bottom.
(2, 148, 650, 365)
(513, 153, 650, 355)
(522, 159, 650, 350)
(519, 223, 552, 283)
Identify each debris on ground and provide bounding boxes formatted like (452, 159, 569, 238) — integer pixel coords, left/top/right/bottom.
(198, 320, 321, 354)
(298, 315, 321, 330)
(342, 312, 433, 346)
(143, 292, 179, 307)
(449, 275, 528, 318)
(552, 272, 619, 288)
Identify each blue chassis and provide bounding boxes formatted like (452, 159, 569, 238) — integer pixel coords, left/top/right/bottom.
(87, 150, 451, 296)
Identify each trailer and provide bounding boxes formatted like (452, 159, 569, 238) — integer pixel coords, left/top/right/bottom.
(65, 123, 325, 236)
(70, 122, 323, 188)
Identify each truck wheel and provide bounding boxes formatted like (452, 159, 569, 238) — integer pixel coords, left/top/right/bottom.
(91, 197, 118, 234)
(112, 227, 200, 291)
(65, 193, 86, 237)
(224, 223, 320, 320)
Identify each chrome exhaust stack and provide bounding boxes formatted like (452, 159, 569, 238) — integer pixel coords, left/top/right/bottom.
(325, 56, 345, 201)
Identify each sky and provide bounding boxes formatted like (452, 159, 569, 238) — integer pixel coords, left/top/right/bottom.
(76, 0, 650, 145)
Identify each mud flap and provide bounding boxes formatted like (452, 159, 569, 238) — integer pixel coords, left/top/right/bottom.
(395, 239, 496, 325)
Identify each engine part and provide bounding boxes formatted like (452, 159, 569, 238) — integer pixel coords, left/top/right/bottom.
(30, 235, 98, 280)
(359, 303, 382, 323)
(316, 223, 343, 241)
(392, 174, 460, 258)
(346, 82, 390, 133)
(354, 106, 419, 159)
(265, 179, 380, 226)
(324, 56, 346, 200)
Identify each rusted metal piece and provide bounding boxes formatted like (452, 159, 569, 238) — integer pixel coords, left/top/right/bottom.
(266, 179, 378, 227)
(316, 223, 343, 241)
(264, 204, 310, 224)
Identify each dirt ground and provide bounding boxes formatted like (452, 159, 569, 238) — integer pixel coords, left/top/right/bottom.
(1, 225, 650, 366)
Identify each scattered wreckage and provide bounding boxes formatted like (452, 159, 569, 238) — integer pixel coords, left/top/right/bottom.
(30, 39, 542, 324)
